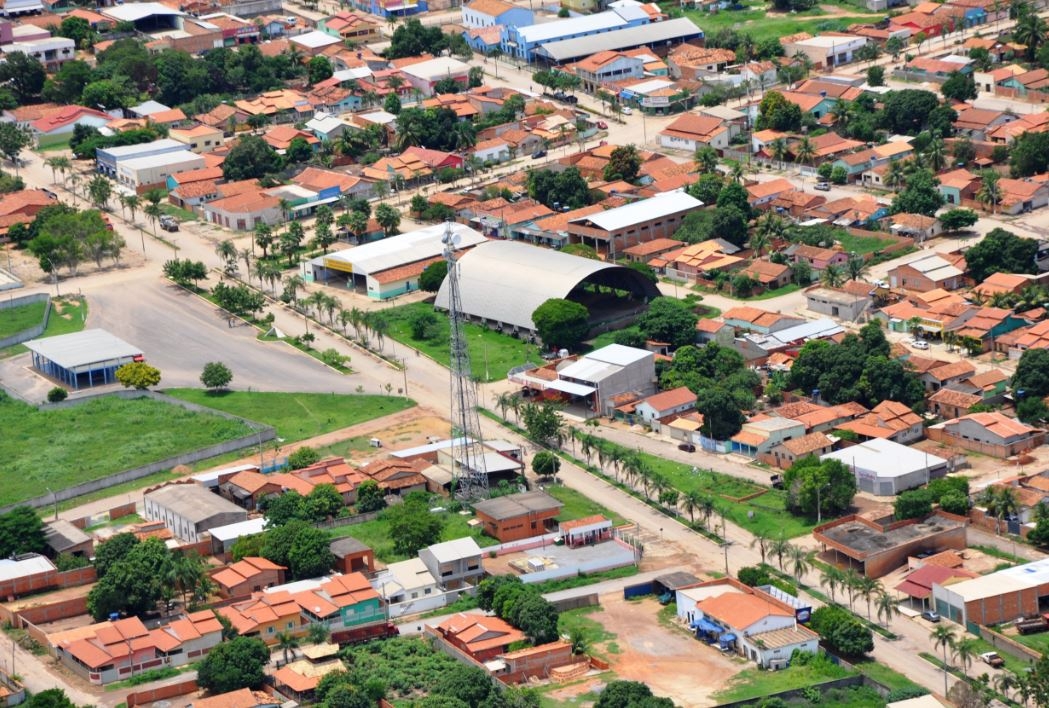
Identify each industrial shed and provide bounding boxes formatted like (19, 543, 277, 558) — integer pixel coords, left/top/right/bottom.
(434, 241, 660, 337)
(25, 329, 142, 389)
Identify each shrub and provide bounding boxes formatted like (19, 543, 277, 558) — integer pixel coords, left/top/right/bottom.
(46, 387, 68, 403)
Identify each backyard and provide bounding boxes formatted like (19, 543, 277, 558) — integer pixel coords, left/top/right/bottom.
(836, 231, 898, 256)
(0, 394, 255, 506)
(380, 302, 538, 382)
(0, 296, 87, 358)
(0, 300, 47, 339)
(163, 389, 415, 442)
(328, 508, 498, 563)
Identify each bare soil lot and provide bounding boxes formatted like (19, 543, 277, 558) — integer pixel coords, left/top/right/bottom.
(585, 595, 744, 707)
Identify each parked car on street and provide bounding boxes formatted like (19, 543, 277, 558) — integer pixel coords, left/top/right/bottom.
(678, 443, 696, 453)
(980, 652, 1005, 667)
(160, 215, 179, 232)
(921, 610, 940, 623)
(814, 182, 831, 191)
(621, 106, 633, 115)
(596, 121, 608, 129)
(910, 339, 929, 350)
(531, 149, 547, 159)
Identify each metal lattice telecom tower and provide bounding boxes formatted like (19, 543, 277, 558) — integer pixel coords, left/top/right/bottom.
(443, 222, 489, 501)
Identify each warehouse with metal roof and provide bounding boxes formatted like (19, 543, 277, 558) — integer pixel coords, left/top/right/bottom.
(433, 240, 660, 337)
(307, 222, 487, 300)
(535, 17, 704, 64)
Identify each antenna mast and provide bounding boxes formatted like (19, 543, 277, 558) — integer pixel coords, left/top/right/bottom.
(443, 222, 489, 501)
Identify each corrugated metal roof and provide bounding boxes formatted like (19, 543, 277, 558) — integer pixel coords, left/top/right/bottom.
(317, 222, 486, 276)
(517, 10, 628, 44)
(537, 17, 702, 62)
(568, 190, 701, 232)
(25, 329, 141, 370)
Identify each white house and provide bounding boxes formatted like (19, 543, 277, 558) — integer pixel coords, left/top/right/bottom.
(658, 113, 729, 153)
(782, 34, 868, 69)
(115, 150, 206, 190)
(633, 386, 697, 423)
(472, 138, 511, 164)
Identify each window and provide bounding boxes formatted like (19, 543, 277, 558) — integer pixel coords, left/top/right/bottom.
(268, 626, 274, 633)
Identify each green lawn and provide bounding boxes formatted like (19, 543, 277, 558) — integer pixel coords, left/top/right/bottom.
(545, 484, 626, 525)
(328, 509, 498, 563)
(748, 283, 802, 301)
(967, 635, 1034, 674)
(853, 659, 927, 693)
(0, 300, 47, 339)
(638, 452, 815, 538)
(380, 302, 537, 382)
(999, 627, 1049, 657)
(681, 0, 880, 42)
(163, 389, 414, 442)
(836, 232, 897, 256)
(0, 394, 255, 506)
(557, 606, 616, 649)
(714, 656, 855, 702)
(0, 296, 87, 358)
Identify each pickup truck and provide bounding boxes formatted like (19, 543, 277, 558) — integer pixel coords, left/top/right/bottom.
(980, 652, 1005, 668)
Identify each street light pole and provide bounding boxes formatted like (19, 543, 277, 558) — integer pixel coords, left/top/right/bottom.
(401, 357, 409, 396)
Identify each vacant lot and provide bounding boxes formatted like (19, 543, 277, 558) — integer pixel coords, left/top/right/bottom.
(329, 507, 498, 563)
(587, 595, 741, 707)
(0, 394, 253, 506)
(0, 300, 47, 339)
(683, 0, 880, 42)
(836, 231, 897, 256)
(640, 452, 815, 538)
(164, 389, 415, 442)
(381, 302, 537, 382)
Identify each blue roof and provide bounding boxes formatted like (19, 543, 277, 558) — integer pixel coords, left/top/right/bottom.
(691, 618, 720, 633)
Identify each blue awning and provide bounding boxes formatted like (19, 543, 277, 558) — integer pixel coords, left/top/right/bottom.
(691, 618, 720, 633)
(721, 633, 737, 641)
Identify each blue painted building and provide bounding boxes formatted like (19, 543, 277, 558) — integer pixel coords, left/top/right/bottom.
(96, 138, 187, 178)
(461, 0, 533, 30)
(503, 6, 650, 62)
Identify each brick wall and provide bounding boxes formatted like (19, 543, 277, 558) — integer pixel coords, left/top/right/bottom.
(126, 678, 199, 707)
(8, 596, 89, 626)
(0, 566, 96, 601)
(967, 586, 1039, 626)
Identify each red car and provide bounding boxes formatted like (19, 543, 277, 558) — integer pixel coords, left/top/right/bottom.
(596, 120, 608, 129)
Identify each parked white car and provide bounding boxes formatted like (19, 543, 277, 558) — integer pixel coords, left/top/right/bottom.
(910, 339, 930, 350)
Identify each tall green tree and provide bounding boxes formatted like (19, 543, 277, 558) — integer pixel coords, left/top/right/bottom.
(531, 298, 590, 351)
(197, 636, 270, 693)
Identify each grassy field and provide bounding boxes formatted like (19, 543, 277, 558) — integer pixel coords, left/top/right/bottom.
(714, 656, 855, 702)
(836, 231, 897, 255)
(681, 0, 880, 42)
(0, 300, 47, 339)
(545, 484, 626, 526)
(0, 296, 87, 358)
(638, 452, 814, 538)
(0, 395, 255, 506)
(380, 302, 537, 382)
(748, 283, 802, 301)
(328, 509, 498, 563)
(853, 659, 927, 694)
(163, 389, 414, 442)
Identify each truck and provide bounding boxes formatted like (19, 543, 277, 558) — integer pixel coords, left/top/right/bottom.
(1016, 616, 1048, 635)
(980, 652, 1005, 668)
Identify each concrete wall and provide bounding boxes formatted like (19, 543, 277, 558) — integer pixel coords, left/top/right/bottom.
(0, 292, 49, 350)
(126, 679, 199, 708)
(0, 391, 275, 515)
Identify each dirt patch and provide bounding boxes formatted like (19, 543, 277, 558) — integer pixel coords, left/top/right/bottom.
(587, 595, 745, 707)
(343, 413, 450, 464)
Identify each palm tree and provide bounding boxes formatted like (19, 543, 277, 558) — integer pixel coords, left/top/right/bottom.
(1015, 9, 1048, 59)
(980, 486, 1019, 535)
(930, 624, 957, 695)
(821, 263, 846, 288)
(750, 532, 771, 566)
(994, 673, 1017, 703)
(694, 146, 719, 174)
(239, 248, 252, 281)
(284, 274, 305, 310)
(846, 253, 867, 282)
(44, 156, 70, 185)
(953, 637, 978, 679)
(830, 100, 854, 134)
(492, 391, 511, 420)
(306, 623, 330, 645)
(857, 575, 879, 621)
(842, 568, 862, 610)
(794, 137, 815, 166)
(770, 536, 791, 572)
(748, 230, 771, 258)
(144, 203, 163, 239)
(121, 194, 139, 225)
(275, 630, 300, 666)
(788, 544, 811, 582)
(700, 496, 717, 530)
(978, 170, 1002, 214)
(681, 489, 703, 525)
(924, 135, 947, 172)
(821, 565, 842, 603)
(885, 159, 907, 193)
(875, 590, 899, 626)
(216, 239, 238, 274)
(770, 138, 788, 169)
